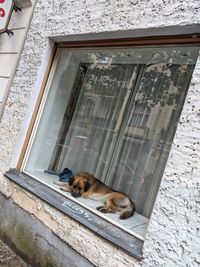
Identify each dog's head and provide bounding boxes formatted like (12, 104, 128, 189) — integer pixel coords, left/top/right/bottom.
(69, 175, 90, 198)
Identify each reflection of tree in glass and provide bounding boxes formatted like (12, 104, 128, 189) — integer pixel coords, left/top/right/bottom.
(138, 64, 194, 109)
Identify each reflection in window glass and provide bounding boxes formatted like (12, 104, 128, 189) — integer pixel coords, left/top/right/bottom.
(24, 46, 199, 218)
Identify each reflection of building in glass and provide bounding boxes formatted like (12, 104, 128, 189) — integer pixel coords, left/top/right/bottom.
(45, 61, 194, 217)
(129, 102, 151, 128)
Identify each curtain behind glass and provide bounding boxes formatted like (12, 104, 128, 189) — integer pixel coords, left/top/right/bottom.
(106, 63, 194, 217)
(48, 62, 194, 217)
(51, 64, 140, 182)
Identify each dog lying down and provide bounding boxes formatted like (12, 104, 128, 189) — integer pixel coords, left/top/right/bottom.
(55, 172, 135, 219)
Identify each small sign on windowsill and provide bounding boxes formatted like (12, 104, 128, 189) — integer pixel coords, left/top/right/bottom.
(0, 0, 14, 34)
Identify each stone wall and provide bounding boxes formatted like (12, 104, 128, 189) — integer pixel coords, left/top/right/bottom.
(0, 0, 200, 266)
(0, 193, 94, 267)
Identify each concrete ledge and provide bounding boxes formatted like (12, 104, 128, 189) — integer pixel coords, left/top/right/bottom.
(52, 24, 200, 43)
(0, 193, 94, 267)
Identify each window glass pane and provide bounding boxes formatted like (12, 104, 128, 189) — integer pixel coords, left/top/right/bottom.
(106, 63, 195, 217)
(48, 63, 140, 179)
(24, 46, 199, 220)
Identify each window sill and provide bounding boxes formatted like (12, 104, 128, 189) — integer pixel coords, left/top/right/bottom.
(24, 170, 148, 241)
(5, 171, 143, 260)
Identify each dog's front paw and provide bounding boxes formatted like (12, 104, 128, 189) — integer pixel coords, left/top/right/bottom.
(54, 181, 69, 186)
(60, 187, 66, 192)
(96, 206, 107, 213)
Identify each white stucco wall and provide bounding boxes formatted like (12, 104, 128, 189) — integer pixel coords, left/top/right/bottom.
(0, 0, 200, 266)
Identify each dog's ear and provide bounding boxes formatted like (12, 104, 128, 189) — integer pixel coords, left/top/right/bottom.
(69, 176, 75, 186)
(84, 180, 90, 192)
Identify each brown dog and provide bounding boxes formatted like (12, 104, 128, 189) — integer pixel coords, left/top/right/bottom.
(56, 172, 135, 219)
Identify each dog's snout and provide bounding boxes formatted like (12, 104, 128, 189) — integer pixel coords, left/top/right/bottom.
(72, 192, 79, 198)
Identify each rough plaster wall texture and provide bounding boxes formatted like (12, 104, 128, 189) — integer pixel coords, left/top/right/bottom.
(46, 0, 200, 36)
(0, 0, 200, 266)
(143, 56, 200, 267)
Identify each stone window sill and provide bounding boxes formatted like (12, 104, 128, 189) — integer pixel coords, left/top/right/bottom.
(5, 171, 143, 260)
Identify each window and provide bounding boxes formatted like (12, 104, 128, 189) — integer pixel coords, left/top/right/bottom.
(22, 45, 199, 240)
(129, 102, 151, 128)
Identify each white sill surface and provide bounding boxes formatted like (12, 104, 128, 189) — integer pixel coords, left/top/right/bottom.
(25, 170, 149, 240)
